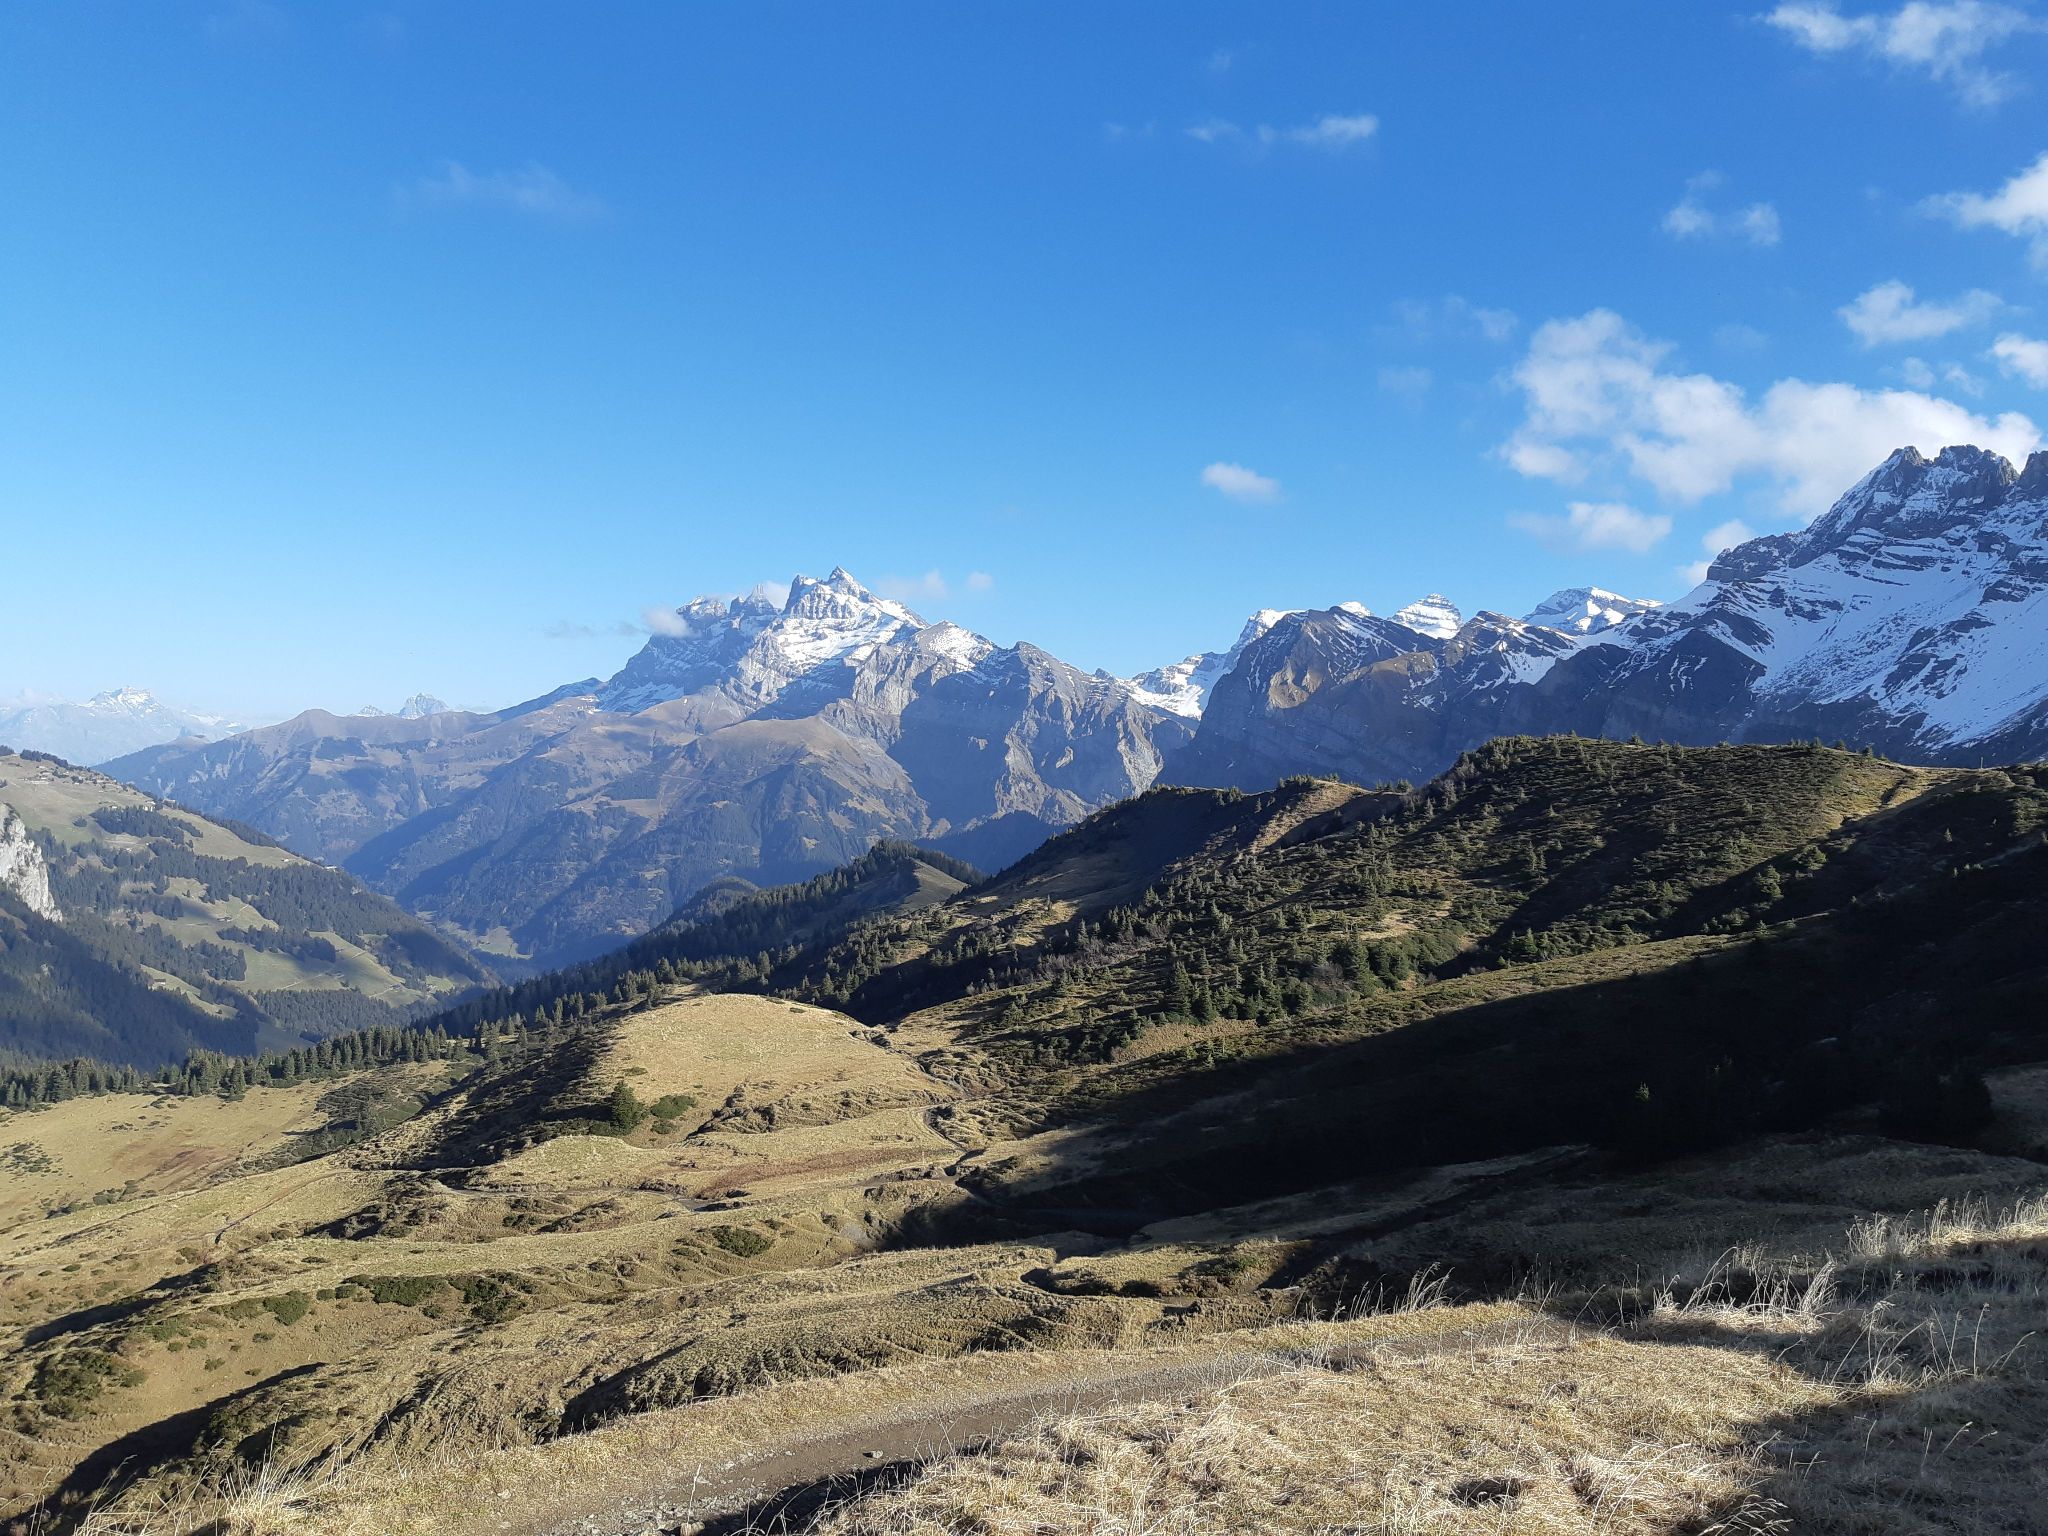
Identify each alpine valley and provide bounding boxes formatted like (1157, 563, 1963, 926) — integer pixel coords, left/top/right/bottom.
(94, 444, 2048, 973)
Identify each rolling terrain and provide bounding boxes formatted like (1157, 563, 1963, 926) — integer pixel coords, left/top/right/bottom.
(0, 753, 490, 1068)
(0, 737, 2042, 1533)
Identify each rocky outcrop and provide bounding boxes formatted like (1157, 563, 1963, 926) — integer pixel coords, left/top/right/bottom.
(0, 805, 59, 920)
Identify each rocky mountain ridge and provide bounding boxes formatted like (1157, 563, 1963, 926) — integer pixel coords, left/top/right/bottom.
(1166, 445, 2048, 790)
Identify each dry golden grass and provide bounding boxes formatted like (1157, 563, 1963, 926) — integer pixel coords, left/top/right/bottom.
(758, 1192, 2048, 1536)
(595, 993, 950, 1136)
(6, 969, 2041, 1536)
(0, 1084, 339, 1231)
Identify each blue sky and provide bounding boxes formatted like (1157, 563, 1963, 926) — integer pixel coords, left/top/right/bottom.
(4, 1, 2047, 721)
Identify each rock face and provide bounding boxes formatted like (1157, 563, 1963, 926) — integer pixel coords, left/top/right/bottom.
(1167, 445, 2048, 790)
(110, 570, 1191, 968)
(0, 806, 59, 920)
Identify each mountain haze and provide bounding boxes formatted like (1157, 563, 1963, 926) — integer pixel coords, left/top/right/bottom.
(0, 689, 250, 767)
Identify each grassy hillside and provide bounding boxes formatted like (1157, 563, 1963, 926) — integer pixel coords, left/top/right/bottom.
(0, 754, 491, 1066)
(0, 736, 2041, 1535)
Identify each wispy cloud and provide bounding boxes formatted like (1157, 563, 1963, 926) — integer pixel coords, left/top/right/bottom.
(546, 619, 643, 641)
(1510, 501, 1673, 554)
(1499, 307, 2041, 516)
(1838, 279, 2001, 344)
(1714, 322, 1771, 352)
(1377, 365, 1434, 400)
(1897, 355, 1988, 394)
(1662, 172, 1782, 246)
(1388, 295, 1518, 344)
(398, 162, 609, 222)
(1925, 150, 2048, 266)
(1185, 112, 1378, 150)
(1200, 461, 1282, 504)
(1763, 2, 2043, 106)
(1994, 332, 2048, 386)
(872, 570, 995, 603)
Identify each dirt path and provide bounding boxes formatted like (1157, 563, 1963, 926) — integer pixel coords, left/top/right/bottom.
(526, 1350, 1295, 1536)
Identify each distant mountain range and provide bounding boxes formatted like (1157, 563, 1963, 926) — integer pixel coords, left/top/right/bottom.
(93, 443, 2048, 972)
(111, 569, 1188, 969)
(0, 689, 250, 767)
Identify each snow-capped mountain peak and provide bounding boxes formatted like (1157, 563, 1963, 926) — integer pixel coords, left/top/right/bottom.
(0, 689, 247, 766)
(1124, 605, 1313, 719)
(1391, 594, 1463, 639)
(1642, 443, 2048, 753)
(356, 694, 455, 720)
(599, 568, 943, 714)
(1522, 586, 1663, 636)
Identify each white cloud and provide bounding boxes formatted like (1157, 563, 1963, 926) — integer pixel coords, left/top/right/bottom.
(1207, 47, 1234, 74)
(1838, 279, 2000, 344)
(1283, 113, 1380, 147)
(1677, 520, 1762, 586)
(1739, 203, 1784, 245)
(869, 570, 997, 602)
(1377, 365, 1434, 399)
(1185, 112, 1378, 150)
(1510, 501, 1673, 554)
(1927, 151, 2048, 266)
(1389, 295, 1518, 344)
(1501, 307, 2041, 516)
(1994, 332, 2048, 386)
(1200, 461, 1282, 504)
(1763, 2, 2043, 106)
(875, 570, 951, 602)
(547, 618, 642, 641)
(1662, 173, 1782, 246)
(1704, 518, 1759, 553)
(641, 605, 693, 637)
(1898, 355, 1939, 387)
(1714, 322, 1770, 352)
(399, 162, 608, 221)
